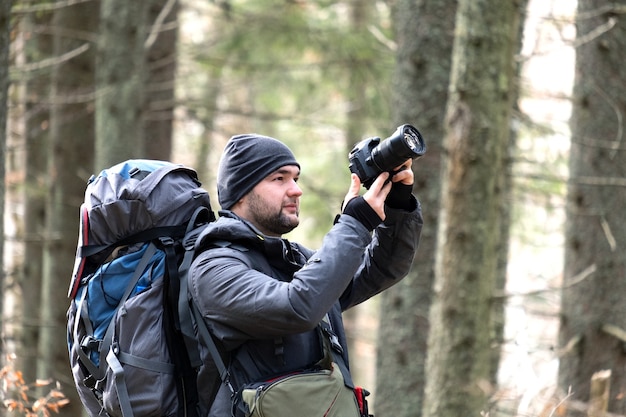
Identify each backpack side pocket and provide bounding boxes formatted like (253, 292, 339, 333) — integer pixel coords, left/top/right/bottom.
(102, 279, 178, 417)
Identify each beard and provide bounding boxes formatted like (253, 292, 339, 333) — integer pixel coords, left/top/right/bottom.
(247, 190, 299, 236)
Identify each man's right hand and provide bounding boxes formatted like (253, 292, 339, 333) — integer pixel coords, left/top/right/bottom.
(342, 172, 392, 221)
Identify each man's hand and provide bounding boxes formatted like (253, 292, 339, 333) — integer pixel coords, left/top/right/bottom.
(390, 159, 414, 186)
(342, 158, 414, 222)
(343, 172, 391, 221)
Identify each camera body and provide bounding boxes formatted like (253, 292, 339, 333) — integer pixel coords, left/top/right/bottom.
(348, 124, 426, 189)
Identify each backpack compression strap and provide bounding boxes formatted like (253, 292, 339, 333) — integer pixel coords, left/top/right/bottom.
(78, 225, 188, 259)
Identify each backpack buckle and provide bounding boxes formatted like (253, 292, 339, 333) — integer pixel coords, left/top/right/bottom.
(321, 326, 344, 354)
(83, 374, 96, 389)
(81, 336, 102, 352)
(158, 236, 175, 247)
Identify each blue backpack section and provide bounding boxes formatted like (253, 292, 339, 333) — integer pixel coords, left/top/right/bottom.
(75, 243, 165, 366)
(99, 160, 173, 179)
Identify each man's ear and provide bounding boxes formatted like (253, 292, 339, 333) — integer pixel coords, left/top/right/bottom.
(230, 195, 247, 215)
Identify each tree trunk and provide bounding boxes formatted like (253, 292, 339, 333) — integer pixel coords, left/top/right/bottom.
(342, 0, 376, 397)
(558, 1, 626, 415)
(192, 64, 223, 184)
(422, 1, 524, 416)
(375, 1, 456, 416)
(490, 0, 528, 385)
(95, 0, 149, 169)
(0, 0, 11, 362)
(38, 2, 96, 416)
(15, 10, 52, 383)
(144, 0, 178, 161)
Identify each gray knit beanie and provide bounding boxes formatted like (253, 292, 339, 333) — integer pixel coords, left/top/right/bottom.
(217, 134, 300, 209)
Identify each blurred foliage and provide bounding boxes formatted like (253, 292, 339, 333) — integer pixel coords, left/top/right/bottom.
(178, 0, 396, 245)
(0, 355, 68, 416)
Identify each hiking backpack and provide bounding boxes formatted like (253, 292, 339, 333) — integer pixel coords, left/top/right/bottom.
(67, 159, 215, 417)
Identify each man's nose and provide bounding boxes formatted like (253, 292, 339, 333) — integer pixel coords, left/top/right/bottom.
(288, 180, 303, 196)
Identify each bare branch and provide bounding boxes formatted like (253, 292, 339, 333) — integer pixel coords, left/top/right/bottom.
(573, 175, 626, 187)
(9, 43, 90, 78)
(572, 16, 618, 48)
(548, 386, 574, 417)
(367, 25, 396, 51)
(12, 0, 96, 14)
(601, 324, 626, 344)
(494, 264, 597, 299)
(576, 4, 626, 21)
(145, 0, 178, 50)
(600, 216, 617, 252)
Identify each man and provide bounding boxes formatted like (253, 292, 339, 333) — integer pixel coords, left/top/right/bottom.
(189, 133, 423, 416)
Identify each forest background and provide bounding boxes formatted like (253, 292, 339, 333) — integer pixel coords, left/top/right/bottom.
(1, 0, 625, 416)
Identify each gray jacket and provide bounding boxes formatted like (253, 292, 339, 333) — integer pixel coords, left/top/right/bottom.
(189, 201, 423, 416)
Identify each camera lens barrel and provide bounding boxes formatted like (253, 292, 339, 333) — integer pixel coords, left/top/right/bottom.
(370, 124, 426, 173)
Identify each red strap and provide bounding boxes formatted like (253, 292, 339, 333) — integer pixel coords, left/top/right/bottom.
(354, 387, 369, 416)
(68, 205, 90, 299)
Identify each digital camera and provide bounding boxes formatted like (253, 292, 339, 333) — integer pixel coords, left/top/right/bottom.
(348, 124, 426, 189)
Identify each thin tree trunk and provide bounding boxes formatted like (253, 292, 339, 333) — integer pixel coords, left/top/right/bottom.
(95, 0, 149, 169)
(342, 0, 375, 396)
(193, 64, 223, 184)
(422, 1, 524, 416)
(0, 0, 11, 363)
(375, 1, 455, 416)
(491, 0, 528, 385)
(145, 0, 178, 161)
(38, 2, 96, 416)
(17, 10, 51, 383)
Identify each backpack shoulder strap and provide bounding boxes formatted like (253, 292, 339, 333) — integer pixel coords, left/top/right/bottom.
(209, 240, 271, 274)
(178, 207, 213, 368)
(318, 315, 354, 389)
(164, 206, 213, 417)
(188, 239, 272, 401)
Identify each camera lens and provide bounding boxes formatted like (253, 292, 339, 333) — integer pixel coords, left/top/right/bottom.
(371, 124, 425, 172)
(404, 128, 421, 152)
